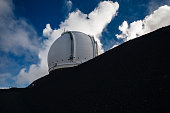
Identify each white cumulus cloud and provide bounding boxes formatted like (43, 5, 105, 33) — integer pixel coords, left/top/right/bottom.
(43, 24, 53, 37)
(116, 5, 170, 41)
(15, 1, 119, 87)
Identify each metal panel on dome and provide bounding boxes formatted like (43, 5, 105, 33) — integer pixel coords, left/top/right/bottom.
(48, 33, 71, 69)
(74, 32, 94, 63)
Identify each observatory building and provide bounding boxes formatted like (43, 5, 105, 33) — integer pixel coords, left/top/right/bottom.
(48, 31, 98, 72)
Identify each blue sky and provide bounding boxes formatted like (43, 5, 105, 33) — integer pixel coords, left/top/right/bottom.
(0, 0, 170, 88)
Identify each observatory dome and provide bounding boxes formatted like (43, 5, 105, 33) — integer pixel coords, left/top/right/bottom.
(48, 31, 98, 72)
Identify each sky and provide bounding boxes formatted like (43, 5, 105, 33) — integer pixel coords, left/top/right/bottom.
(0, 0, 170, 88)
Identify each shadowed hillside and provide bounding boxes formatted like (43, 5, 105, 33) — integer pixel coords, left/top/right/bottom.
(0, 25, 170, 113)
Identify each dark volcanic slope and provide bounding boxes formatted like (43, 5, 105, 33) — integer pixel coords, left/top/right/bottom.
(0, 26, 170, 113)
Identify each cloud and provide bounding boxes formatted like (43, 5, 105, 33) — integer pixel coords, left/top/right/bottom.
(43, 24, 53, 37)
(15, 1, 119, 87)
(0, 0, 40, 87)
(0, 0, 13, 16)
(0, 0, 40, 56)
(66, 0, 72, 11)
(0, 73, 12, 87)
(147, 0, 170, 14)
(116, 5, 170, 41)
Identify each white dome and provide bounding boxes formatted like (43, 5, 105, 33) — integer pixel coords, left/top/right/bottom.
(48, 31, 98, 72)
